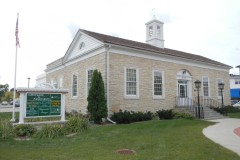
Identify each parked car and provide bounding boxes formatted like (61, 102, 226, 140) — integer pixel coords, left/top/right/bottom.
(231, 100, 239, 105)
(233, 101, 240, 108)
(10, 100, 20, 107)
(15, 100, 20, 107)
(1, 101, 8, 105)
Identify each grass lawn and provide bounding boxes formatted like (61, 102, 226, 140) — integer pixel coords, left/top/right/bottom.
(0, 113, 239, 160)
(228, 112, 240, 118)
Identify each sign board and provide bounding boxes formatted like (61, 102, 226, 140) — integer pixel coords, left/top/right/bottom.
(26, 93, 61, 117)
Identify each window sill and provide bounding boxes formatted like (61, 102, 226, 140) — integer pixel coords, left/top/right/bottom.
(153, 96, 165, 100)
(71, 96, 78, 99)
(124, 95, 139, 99)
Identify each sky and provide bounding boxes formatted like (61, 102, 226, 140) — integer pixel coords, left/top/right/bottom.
(0, 0, 240, 89)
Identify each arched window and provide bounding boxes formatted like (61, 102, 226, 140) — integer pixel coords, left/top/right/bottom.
(79, 42, 85, 50)
(149, 26, 153, 36)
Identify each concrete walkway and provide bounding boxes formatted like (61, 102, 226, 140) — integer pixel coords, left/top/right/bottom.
(203, 118, 240, 156)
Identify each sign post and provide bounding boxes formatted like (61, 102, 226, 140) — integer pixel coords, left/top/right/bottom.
(17, 87, 68, 124)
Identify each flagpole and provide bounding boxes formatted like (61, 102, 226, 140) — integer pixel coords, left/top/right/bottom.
(11, 13, 19, 122)
(11, 43, 18, 122)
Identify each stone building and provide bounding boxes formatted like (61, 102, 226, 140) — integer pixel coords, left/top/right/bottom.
(45, 18, 231, 115)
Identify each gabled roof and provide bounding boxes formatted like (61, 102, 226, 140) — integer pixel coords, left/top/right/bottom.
(46, 29, 232, 71)
(81, 29, 231, 68)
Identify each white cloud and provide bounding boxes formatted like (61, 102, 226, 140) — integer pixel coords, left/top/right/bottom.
(0, 0, 239, 88)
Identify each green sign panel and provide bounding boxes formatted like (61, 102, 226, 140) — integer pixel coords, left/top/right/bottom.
(26, 93, 61, 117)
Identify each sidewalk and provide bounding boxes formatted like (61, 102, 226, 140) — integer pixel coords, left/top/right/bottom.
(203, 118, 240, 156)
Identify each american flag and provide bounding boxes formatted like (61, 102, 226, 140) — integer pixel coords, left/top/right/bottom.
(15, 13, 20, 47)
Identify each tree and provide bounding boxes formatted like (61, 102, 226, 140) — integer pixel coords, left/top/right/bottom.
(2, 91, 13, 102)
(87, 70, 107, 123)
(0, 84, 9, 101)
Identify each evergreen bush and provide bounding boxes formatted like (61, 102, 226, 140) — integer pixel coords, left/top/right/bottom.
(156, 109, 174, 119)
(87, 70, 107, 123)
(110, 110, 153, 124)
(173, 112, 194, 119)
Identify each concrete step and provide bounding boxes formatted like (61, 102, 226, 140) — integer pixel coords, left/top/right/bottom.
(203, 107, 224, 120)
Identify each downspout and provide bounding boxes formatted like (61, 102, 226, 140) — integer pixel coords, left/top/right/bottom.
(106, 44, 116, 124)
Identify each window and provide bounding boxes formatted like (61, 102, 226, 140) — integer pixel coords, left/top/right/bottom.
(125, 68, 139, 98)
(157, 26, 161, 34)
(59, 77, 63, 89)
(53, 80, 58, 89)
(87, 69, 94, 96)
(202, 77, 209, 97)
(153, 71, 164, 98)
(217, 79, 223, 97)
(235, 80, 240, 85)
(149, 26, 153, 36)
(79, 42, 85, 50)
(72, 74, 78, 97)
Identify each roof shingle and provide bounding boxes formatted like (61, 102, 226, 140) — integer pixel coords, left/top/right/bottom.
(81, 29, 231, 68)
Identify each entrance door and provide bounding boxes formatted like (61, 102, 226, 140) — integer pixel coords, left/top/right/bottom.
(178, 80, 188, 106)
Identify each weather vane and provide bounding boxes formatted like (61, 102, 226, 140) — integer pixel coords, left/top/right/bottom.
(152, 8, 156, 19)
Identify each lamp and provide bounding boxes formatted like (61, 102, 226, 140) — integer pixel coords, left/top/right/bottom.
(194, 80, 201, 119)
(194, 80, 201, 89)
(218, 83, 224, 107)
(27, 77, 30, 88)
(218, 83, 224, 90)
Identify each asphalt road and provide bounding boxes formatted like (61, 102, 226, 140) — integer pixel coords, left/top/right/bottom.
(0, 104, 19, 112)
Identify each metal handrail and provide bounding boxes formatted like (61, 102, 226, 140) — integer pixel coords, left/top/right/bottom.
(175, 96, 204, 119)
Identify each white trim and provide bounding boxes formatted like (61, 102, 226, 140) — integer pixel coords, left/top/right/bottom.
(62, 30, 105, 63)
(202, 76, 210, 97)
(46, 47, 105, 74)
(109, 46, 230, 72)
(124, 67, 139, 99)
(106, 45, 111, 114)
(71, 72, 78, 98)
(176, 70, 192, 99)
(152, 70, 165, 99)
(59, 77, 63, 89)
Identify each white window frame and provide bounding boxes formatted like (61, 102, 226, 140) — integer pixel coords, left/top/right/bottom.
(86, 68, 94, 97)
(153, 70, 165, 99)
(217, 78, 223, 99)
(202, 76, 210, 97)
(124, 67, 139, 99)
(149, 26, 153, 36)
(53, 80, 58, 89)
(157, 25, 161, 34)
(71, 73, 78, 98)
(50, 80, 54, 87)
(59, 77, 63, 89)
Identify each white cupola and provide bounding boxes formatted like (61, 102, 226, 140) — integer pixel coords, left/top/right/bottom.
(145, 17, 164, 48)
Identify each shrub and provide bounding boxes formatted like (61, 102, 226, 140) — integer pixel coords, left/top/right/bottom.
(87, 70, 107, 123)
(14, 124, 36, 137)
(211, 105, 239, 116)
(131, 111, 153, 122)
(64, 115, 89, 134)
(110, 110, 153, 124)
(225, 105, 239, 113)
(156, 109, 174, 119)
(174, 112, 194, 119)
(0, 120, 13, 139)
(34, 125, 65, 139)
